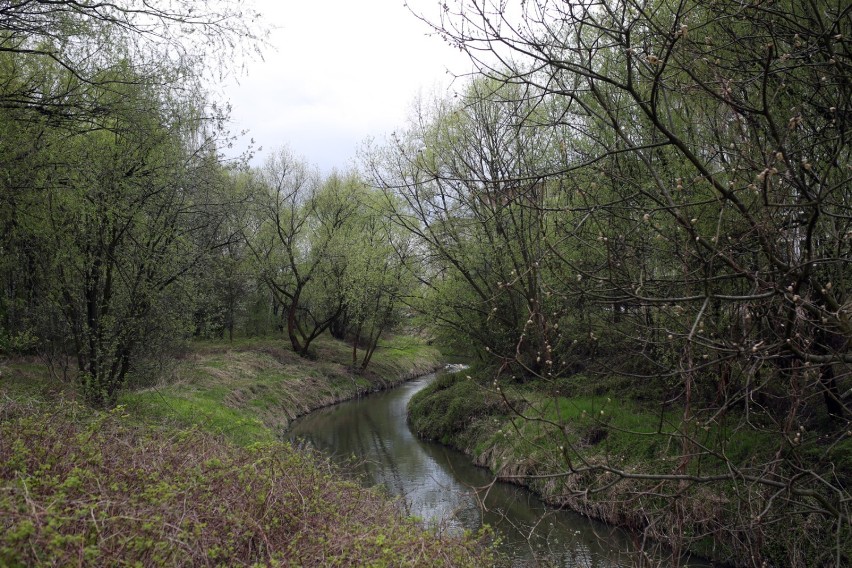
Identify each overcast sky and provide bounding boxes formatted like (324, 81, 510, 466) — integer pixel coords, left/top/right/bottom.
(217, 1, 472, 173)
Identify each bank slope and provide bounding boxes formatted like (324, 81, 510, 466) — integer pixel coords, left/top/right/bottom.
(1, 336, 492, 567)
(121, 335, 442, 445)
(408, 370, 851, 567)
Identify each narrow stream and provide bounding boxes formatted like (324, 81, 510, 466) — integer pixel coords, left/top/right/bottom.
(287, 370, 702, 566)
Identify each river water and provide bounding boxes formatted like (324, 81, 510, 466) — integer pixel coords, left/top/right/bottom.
(287, 370, 698, 566)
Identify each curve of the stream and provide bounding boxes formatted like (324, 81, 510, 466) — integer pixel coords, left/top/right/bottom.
(287, 370, 706, 567)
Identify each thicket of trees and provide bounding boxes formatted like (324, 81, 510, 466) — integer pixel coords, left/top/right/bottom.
(242, 150, 416, 363)
(0, 1, 417, 407)
(1, 0, 258, 407)
(361, 0, 851, 565)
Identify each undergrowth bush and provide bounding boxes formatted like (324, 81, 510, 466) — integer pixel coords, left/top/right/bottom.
(0, 397, 489, 567)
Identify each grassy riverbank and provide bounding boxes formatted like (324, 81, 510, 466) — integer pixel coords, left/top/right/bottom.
(120, 334, 443, 445)
(408, 368, 852, 567)
(0, 335, 491, 566)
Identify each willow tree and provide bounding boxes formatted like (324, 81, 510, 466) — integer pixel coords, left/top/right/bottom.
(333, 185, 418, 369)
(364, 78, 577, 369)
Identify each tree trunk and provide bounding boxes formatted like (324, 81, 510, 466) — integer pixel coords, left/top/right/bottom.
(286, 289, 304, 354)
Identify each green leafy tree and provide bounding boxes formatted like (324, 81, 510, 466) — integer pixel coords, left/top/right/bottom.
(31, 77, 232, 406)
(248, 151, 358, 357)
(337, 184, 418, 369)
(0, 0, 263, 119)
(0, 0, 264, 402)
(364, 79, 575, 372)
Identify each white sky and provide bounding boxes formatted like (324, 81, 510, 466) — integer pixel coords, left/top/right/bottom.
(218, 1, 472, 173)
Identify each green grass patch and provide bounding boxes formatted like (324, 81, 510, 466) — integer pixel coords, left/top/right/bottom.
(408, 371, 503, 445)
(121, 390, 273, 446)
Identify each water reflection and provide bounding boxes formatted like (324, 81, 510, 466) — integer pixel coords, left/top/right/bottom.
(287, 372, 687, 566)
